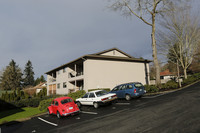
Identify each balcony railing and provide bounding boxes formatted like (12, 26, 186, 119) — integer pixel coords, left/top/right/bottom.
(68, 71, 83, 78)
(49, 77, 56, 83)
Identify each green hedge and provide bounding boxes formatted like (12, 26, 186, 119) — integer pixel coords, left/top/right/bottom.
(182, 73, 200, 85)
(161, 80, 178, 90)
(88, 88, 111, 92)
(11, 97, 42, 108)
(67, 90, 86, 101)
(144, 85, 159, 93)
(38, 98, 54, 111)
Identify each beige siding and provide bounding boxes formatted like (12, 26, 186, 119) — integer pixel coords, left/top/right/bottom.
(84, 59, 149, 92)
(101, 50, 128, 58)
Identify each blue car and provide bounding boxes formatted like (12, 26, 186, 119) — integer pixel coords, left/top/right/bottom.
(110, 82, 146, 101)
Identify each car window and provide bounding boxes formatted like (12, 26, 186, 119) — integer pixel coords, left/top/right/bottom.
(112, 86, 119, 91)
(95, 90, 108, 97)
(134, 83, 144, 89)
(128, 84, 133, 89)
(61, 98, 73, 104)
(89, 93, 95, 98)
(118, 85, 123, 90)
(82, 93, 89, 98)
(121, 85, 127, 90)
(52, 101, 55, 105)
(55, 101, 59, 106)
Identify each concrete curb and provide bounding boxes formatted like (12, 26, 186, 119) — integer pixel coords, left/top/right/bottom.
(144, 80, 200, 96)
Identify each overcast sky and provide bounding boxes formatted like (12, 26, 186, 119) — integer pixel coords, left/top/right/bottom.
(0, 0, 199, 78)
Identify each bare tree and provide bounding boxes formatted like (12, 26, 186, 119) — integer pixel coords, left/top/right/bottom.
(158, 6, 200, 79)
(108, 0, 188, 86)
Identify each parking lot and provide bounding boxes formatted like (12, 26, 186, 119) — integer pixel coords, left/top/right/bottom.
(1, 81, 200, 133)
(37, 98, 144, 127)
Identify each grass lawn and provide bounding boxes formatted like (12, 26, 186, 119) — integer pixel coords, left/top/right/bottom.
(0, 107, 45, 124)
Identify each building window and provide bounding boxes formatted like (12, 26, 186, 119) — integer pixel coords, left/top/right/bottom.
(57, 83, 60, 89)
(63, 82, 67, 88)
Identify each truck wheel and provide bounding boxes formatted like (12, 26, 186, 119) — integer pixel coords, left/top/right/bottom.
(93, 102, 99, 109)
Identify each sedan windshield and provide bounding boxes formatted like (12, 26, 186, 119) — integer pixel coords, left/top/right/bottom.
(95, 90, 108, 97)
(61, 98, 73, 104)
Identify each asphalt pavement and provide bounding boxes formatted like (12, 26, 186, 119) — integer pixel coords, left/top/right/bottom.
(1, 81, 200, 133)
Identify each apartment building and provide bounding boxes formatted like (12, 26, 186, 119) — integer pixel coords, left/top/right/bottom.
(45, 48, 151, 95)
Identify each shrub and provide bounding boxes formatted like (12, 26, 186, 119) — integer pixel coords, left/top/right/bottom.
(38, 98, 54, 111)
(88, 88, 111, 92)
(193, 73, 200, 80)
(37, 87, 47, 98)
(161, 80, 178, 90)
(12, 97, 42, 108)
(182, 75, 198, 86)
(67, 90, 86, 101)
(144, 85, 159, 93)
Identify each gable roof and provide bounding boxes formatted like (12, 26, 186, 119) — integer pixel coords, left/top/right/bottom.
(160, 69, 174, 76)
(93, 47, 134, 58)
(45, 48, 151, 75)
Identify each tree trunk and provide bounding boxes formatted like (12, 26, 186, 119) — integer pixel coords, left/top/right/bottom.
(151, 13, 161, 86)
(184, 68, 187, 79)
(177, 60, 181, 87)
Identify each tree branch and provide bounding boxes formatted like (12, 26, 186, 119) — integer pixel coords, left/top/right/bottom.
(123, 0, 153, 26)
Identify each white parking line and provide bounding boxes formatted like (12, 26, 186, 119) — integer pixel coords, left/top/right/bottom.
(115, 103, 130, 105)
(38, 117, 58, 127)
(81, 111, 98, 115)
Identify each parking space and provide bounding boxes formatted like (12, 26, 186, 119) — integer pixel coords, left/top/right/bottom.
(37, 98, 147, 128)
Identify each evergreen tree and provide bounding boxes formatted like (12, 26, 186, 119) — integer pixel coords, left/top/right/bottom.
(0, 60, 23, 90)
(23, 60, 35, 86)
(40, 75, 46, 83)
(34, 75, 46, 85)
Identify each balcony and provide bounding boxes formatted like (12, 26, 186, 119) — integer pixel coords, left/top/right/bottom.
(49, 77, 56, 83)
(68, 70, 83, 82)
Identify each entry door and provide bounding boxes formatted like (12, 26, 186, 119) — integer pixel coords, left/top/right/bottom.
(49, 85, 52, 95)
(53, 84, 56, 94)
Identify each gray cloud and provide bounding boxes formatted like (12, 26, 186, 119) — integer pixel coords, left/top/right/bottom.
(0, 0, 152, 78)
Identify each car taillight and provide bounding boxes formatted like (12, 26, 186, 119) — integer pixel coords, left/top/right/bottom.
(101, 98, 108, 101)
(112, 95, 117, 98)
(134, 89, 136, 93)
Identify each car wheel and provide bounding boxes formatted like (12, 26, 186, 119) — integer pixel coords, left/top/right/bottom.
(93, 102, 99, 109)
(125, 94, 131, 101)
(47, 109, 50, 115)
(57, 111, 61, 119)
(77, 101, 81, 108)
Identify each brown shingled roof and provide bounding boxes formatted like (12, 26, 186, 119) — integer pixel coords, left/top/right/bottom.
(160, 69, 174, 76)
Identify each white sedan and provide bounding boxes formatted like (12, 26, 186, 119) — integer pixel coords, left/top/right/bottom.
(76, 90, 117, 108)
